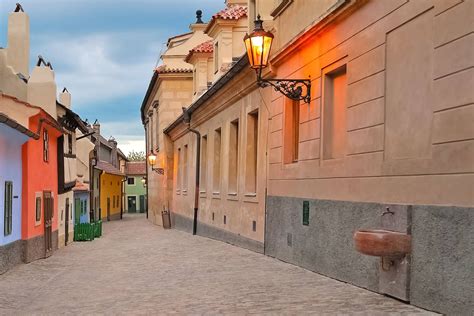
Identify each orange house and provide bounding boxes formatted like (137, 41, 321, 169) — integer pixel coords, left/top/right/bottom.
(22, 109, 62, 263)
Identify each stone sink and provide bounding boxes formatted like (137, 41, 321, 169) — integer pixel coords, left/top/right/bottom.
(353, 229, 411, 257)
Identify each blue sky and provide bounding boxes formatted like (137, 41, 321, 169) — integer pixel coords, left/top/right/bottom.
(0, 0, 224, 155)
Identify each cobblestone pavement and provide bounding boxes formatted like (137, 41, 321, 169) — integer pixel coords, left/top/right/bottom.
(0, 214, 436, 315)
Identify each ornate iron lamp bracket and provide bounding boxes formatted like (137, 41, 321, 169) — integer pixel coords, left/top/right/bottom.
(257, 78, 311, 103)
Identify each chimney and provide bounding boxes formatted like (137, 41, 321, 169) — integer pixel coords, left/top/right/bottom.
(27, 57, 57, 118)
(108, 137, 118, 167)
(7, 4, 30, 77)
(92, 120, 100, 160)
(59, 87, 72, 109)
(92, 119, 101, 136)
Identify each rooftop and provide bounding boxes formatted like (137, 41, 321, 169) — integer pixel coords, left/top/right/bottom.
(95, 160, 125, 176)
(126, 161, 146, 175)
(205, 4, 248, 33)
(185, 40, 214, 62)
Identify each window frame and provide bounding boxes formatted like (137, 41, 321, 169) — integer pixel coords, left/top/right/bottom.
(4, 181, 13, 236)
(127, 177, 135, 186)
(43, 129, 49, 162)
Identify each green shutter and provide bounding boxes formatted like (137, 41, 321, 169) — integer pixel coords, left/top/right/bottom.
(4, 182, 13, 236)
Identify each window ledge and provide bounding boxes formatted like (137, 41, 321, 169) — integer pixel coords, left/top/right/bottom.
(244, 193, 257, 197)
(271, 0, 293, 18)
(228, 192, 237, 196)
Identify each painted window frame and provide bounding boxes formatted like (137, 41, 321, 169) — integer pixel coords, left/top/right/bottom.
(127, 177, 135, 186)
(35, 192, 42, 226)
(4, 181, 13, 236)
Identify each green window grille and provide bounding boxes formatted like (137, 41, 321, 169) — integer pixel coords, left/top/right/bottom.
(4, 181, 13, 236)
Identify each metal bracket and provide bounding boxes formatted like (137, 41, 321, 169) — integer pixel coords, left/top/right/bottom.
(151, 167, 164, 175)
(255, 68, 311, 103)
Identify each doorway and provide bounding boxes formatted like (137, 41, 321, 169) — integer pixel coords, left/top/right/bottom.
(139, 195, 145, 213)
(128, 196, 137, 213)
(65, 198, 69, 246)
(43, 191, 53, 257)
(107, 197, 110, 221)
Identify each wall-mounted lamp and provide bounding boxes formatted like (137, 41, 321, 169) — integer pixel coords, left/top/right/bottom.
(147, 152, 164, 175)
(141, 176, 147, 187)
(244, 15, 311, 103)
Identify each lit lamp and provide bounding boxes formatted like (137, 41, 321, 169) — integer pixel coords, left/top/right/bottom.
(244, 15, 311, 103)
(147, 152, 164, 175)
(141, 176, 147, 187)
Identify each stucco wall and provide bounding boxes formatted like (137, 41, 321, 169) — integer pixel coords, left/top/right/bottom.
(170, 71, 269, 247)
(264, 0, 473, 314)
(100, 172, 123, 220)
(267, 0, 473, 206)
(57, 191, 74, 248)
(0, 124, 28, 246)
(22, 113, 61, 240)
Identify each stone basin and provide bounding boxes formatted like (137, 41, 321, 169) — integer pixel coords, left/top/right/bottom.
(354, 229, 411, 257)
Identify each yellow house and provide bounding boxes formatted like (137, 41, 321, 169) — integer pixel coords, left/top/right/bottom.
(96, 161, 125, 221)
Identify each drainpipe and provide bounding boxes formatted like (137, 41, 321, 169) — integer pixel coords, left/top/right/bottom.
(182, 108, 200, 235)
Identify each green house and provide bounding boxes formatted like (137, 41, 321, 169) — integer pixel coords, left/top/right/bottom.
(124, 161, 147, 213)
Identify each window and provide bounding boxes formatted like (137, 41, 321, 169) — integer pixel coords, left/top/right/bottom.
(35, 196, 41, 222)
(193, 68, 197, 95)
(323, 65, 347, 159)
(149, 111, 154, 150)
(214, 42, 219, 73)
(176, 148, 181, 193)
(4, 181, 13, 236)
(68, 133, 73, 155)
(228, 119, 239, 194)
(246, 111, 259, 194)
(154, 104, 160, 151)
(183, 144, 188, 191)
(283, 99, 299, 164)
(127, 177, 135, 185)
(200, 135, 208, 192)
(43, 129, 49, 162)
(213, 128, 222, 193)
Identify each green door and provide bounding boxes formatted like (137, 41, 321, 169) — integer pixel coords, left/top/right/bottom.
(74, 198, 81, 224)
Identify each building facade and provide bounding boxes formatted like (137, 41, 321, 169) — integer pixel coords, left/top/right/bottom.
(142, 0, 473, 314)
(0, 111, 36, 274)
(124, 161, 147, 213)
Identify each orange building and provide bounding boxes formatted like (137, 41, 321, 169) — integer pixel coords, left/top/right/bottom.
(22, 109, 63, 263)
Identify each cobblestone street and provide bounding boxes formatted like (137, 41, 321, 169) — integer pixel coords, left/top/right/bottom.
(0, 215, 436, 315)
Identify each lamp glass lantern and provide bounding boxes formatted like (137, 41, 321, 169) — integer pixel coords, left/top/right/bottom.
(148, 152, 157, 166)
(243, 15, 311, 104)
(244, 15, 274, 71)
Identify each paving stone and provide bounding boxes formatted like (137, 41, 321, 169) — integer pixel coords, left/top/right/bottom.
(0, 215, 437, 315)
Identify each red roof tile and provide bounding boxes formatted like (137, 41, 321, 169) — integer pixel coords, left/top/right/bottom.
(72, 180, 89, 192)
(213, 4, 247, 20)
(205, 4, 248, 34)
(185, 40, 214, 62)
(126, 161, 146, 175)
(154, 65, 193, 74)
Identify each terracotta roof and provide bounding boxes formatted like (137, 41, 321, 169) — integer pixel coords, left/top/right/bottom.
(185, 40, 214, 62)
(126, 161, 146, 175)
(72, 180, 89, 192)
(95, 160, 125, 176)
(213, 4, 247, 20)
(154, 65, 193, 74)
(205, 4, 247, 33)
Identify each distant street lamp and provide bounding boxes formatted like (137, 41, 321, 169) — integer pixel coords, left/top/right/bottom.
(244, 15, 311, 103)
(141, 176, 146, 187)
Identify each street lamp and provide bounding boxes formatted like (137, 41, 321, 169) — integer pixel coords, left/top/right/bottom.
(147, 152, 164, 175)
(244, 15, 311, 103)
(141, 176, 146, 187)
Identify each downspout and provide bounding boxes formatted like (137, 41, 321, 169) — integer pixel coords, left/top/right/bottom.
(144, 124, 149, 219)
(182, 108, 200, 235)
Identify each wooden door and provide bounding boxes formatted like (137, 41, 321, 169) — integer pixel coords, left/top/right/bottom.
(128, 196, 136, 213)
(65, 198, 69, 246)
(43, 191, 53, 257)
(139, 195, 145, 213)
(107, 197, 110, 221)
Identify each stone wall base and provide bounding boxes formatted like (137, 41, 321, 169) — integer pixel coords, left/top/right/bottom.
(0, 239, 24, 275)
(265, 196, 473, 315)
(172, 212, 264, 254)
(24, 230, 58, 263)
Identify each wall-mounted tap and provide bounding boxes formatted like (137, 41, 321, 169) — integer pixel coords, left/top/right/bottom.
(382, 207, 394, 216)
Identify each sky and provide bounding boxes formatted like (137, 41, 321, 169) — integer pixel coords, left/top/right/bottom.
(0, 0, 224, 155)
